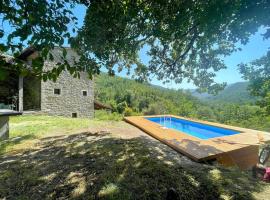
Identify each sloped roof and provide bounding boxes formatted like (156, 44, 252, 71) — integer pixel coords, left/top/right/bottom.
(0, 47, 81, 75)
(15, 46, 79, 62)
(49, 47, 79, 64)
(17, 46, 36, 60)
(94, 100, 112, 110)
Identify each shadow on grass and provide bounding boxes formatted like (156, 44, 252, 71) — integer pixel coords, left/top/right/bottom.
(0, 131, 267, 200)
(0, 134, 37, 155)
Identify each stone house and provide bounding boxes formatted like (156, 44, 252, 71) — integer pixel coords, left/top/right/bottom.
(0, 47, 94, 118)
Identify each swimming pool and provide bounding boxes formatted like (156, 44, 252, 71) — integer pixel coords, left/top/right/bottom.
(145, 116, 240, 139)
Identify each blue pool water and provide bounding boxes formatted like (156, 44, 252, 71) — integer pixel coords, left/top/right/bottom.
(145, 116, 240, 139)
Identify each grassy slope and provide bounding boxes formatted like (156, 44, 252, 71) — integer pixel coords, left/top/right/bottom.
(0, 115, 92, 155)
(0, 115, 269, 199)
(0, 113, 121, 155)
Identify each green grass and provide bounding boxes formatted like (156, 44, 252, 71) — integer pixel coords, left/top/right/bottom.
(1, 114, 119, 155)
(0, 132, 220, 199)
(10, 115, 93, 137)
(0, 115, 269, 199)
(94, 110, 123, 121)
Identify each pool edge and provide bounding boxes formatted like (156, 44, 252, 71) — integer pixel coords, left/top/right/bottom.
(124, 115, 270, 169)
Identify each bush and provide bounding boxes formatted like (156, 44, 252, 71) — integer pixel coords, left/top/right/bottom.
(94, 110, 123, 121)
(116, 102, 128, 114)
(144, 102, 168, 115)
(124, 107, 134, 116)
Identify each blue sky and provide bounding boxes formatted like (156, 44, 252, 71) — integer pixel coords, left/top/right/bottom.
(3, 4, 269, 90)
(71, 5, 269, 90)
(123, 29, 269, 89)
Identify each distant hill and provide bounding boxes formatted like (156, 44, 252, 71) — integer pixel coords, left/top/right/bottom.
(189, 82, 258, 104)
(94, 74, 200, 116)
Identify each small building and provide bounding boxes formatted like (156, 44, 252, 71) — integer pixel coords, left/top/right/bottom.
(94, 100, 112, 111)
(0, 47, 94, 118)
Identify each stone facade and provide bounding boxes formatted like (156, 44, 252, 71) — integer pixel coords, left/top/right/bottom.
(0, 47, 94, 118)
(40, 61, 94, 118)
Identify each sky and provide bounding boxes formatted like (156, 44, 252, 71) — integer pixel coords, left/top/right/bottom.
(133, 34, 270, 89)
(3, 4, 270, 90)
(124, 28, 269, 89)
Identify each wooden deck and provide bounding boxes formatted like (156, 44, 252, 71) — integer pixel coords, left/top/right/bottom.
(124, 115, 270, 169)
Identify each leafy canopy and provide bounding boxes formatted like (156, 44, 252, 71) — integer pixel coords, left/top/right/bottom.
(75, 0, 270, 93)
(239, 51, 270, 113)
(0, 0, 270, 95)
(0, 0, 87, 80)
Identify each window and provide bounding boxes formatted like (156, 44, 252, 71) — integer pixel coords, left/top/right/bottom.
(54, 88, 61, 95)
(72, 113, 77, 118)
(82, 90, 87, 96)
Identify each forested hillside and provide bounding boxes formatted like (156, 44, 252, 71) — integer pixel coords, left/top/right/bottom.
(94, 74, 200, 117)
(190, 82, 258, 104)
(95, 74, 270, 131)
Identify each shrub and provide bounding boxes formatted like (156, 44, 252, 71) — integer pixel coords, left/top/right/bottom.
(94, 110, 123, 121)
(124, 107, 134, 116)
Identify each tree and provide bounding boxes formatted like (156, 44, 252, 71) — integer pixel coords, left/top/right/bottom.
(0, 0, 91, 80)
(239, 51, 270, 113)
(1, 0, 270, 94)
(75, 0, 270, 93)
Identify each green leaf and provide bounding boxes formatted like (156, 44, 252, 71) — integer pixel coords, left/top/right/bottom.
(0, 68, 8, 81)
(63, 48, 67, 58)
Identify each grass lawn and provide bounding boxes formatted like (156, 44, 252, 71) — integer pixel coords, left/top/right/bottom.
(0, 115, 270, 199)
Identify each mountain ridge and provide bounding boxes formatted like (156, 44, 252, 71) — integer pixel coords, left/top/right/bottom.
(189, 82, 258, 104)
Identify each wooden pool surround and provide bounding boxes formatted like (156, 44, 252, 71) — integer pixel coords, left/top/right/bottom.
(124, 115, 270, 169)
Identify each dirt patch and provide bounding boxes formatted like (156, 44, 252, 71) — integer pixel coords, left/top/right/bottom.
(82, 121, 199, 166)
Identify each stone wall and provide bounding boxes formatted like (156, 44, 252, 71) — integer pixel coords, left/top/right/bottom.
(40, 61, 94, 118)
